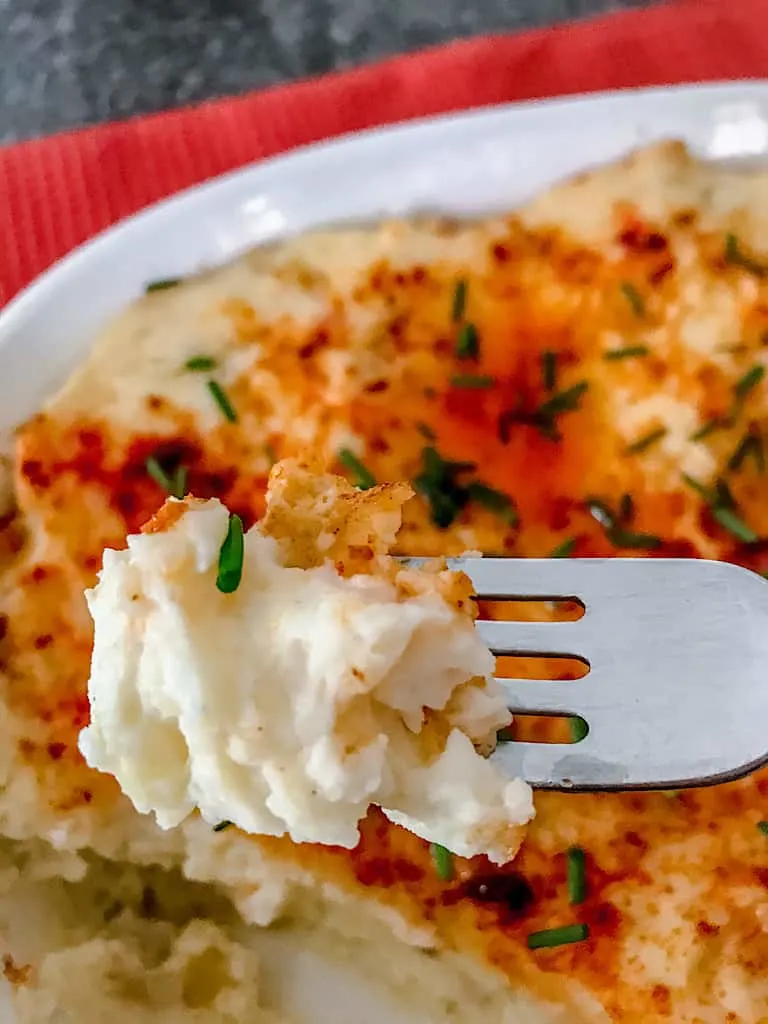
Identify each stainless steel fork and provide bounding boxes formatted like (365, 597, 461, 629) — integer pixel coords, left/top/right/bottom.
(450, 557, 768, 792)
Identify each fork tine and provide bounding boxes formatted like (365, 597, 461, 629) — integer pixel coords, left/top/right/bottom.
(477, 619, 585, 656)
(496, 678, 583, 715)
(449, 556, 608, 600)
(492, 736, 632, 790)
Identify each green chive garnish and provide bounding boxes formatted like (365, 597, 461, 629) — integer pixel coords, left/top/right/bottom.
(758, 821, 768, 836)
(691, 418, 728, 442)
(145, 456, 187, 500)
(534, 381, 588, 439)
(216, 514, 245, 594)
(734, 364, 765, 402)
(413, 446, 476, 529)
(264, 443, 277, 466)
(570, 717, 588, 742)
(610, 529, 662, 550)
(681, 473, 711, 500)
(451, 279, 468, 323)
(728, 429, 765, 473)
(430, 843, 454, 882)
(585, 496, 659, 549)
(625, 426, 667, 455)
(541, 351, 557, 392)
(603, 345, 650, 361)
(145, 277, 182, 293)
(185, 355, 218, 372)
(620, 282, 645, 318)
(451, 374, 495, 389)
(455, 323, 480, 360)
(550, 537, 577, 558)
(417, 422, 437, 441)
(712, 506, 759, 543)
(527, 923, 589, 950)
(566, 847, 587, 905)
(466, 482, 518, 526)
(724, 233, 767, 278)
(683, 474, 759, 543)
(213, 820, 233, 833)
(338, 448, 376, 490)
(619, 492, 635, 523)
(207, 379, 238, 423)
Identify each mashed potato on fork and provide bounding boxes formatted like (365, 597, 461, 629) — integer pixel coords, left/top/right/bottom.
(78, 460, 533, 864)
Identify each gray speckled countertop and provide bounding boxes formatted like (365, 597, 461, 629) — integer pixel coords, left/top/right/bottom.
(0, 0, 651, 144)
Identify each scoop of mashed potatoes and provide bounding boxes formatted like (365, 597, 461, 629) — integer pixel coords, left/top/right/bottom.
(78, 460, 533, 864)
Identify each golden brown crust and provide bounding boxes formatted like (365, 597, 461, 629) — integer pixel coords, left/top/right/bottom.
(4, 141, 768, 1020)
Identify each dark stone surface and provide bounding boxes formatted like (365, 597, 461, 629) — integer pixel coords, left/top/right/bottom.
(0, 0, 652, 144)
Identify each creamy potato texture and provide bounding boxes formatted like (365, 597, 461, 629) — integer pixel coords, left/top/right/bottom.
(2, 140, 768, 1022)
(79, 471, 532, 863)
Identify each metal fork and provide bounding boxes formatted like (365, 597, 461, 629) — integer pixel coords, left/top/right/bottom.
(449, 557, 768, 792)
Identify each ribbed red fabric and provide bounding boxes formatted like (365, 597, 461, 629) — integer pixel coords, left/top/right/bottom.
(1, 0, 765, 305)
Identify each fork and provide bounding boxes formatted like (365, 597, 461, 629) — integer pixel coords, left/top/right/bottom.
(448, 556, 768, 792)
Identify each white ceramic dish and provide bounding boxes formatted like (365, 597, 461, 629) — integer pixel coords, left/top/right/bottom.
(2, 81, 768, 1023)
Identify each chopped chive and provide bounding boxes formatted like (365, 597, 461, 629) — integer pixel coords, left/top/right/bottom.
(213, 820, 233, 833)
(758, 821, 768, 836)
(712, 506, 759, 543)
(264, 443, 277, 466)
(586, 496, 660, 549)
(451, 374, 495, 389)
(570, 717, 588, 742)
(618, 492, 635, 524)
(714, 477, 736, 509)
(466, 482, 519, 526)
(534, 380, 588, 439)
(691, 418, 729, 442)
(566, 847, 587, 905)
(451, 279, 468, 323)
(541, 351, 557, 392)
(724, 233, 767, 278)
(550, 537, 577, 558)
(538, 381, 588, 418)
(185, 355, 217, 372)
(216, 514, 245, 594)
(620, 281, 645, 318)
(603, 345, 650, 361)
(625, 426, 667, 455)
(430, 843, 454, 882)
(527, 923, 589, 950)
(496, 725, 515, 742)
(145, 277, 182, 293)
(681, 473, 711, 500)
(207, 379, 238, 423)
(455, 323, 480, 360)
(498, 380, 588, 444)
(609, 528, 662, 550)
(173, 466, 188, 499)
(414, 446, 476, 529)
(734, 364, 765, 402)
(145, 456, 188, 500)
(728, 429, 765, 473)
(417, 421, 437, 441)
(338, 448, 377, 490)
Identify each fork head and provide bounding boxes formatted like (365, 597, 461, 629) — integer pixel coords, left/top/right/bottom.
(453, 557, 768, 792)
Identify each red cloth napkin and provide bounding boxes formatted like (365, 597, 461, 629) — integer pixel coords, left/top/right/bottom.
(1, 0, 765, 306)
